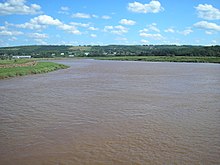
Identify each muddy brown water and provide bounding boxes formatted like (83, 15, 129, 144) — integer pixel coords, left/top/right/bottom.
(0, 59, 220, 165)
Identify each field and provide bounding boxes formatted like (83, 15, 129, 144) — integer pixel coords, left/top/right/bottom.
(95, 56, 220, 63)
(0, 59, 69, 79)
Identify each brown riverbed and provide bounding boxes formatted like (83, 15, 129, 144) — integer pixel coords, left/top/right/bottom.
(0, 59, 220, 165)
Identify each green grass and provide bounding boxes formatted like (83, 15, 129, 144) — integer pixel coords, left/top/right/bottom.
(0, 61, 69, 79)
(95, 56, 220, 63)
(0, 59, 34, 65)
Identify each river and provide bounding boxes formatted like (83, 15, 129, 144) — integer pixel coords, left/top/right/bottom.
(0, 59, 220, 164)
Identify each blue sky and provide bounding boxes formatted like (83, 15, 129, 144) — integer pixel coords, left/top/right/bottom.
(0, 0, 220, 46)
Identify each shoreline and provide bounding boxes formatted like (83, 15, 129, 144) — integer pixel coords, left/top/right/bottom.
(0, 60, 69, 79)
(94, 56, 220, 64)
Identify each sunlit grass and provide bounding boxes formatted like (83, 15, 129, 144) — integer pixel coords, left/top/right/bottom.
(0, 61, 69, 79)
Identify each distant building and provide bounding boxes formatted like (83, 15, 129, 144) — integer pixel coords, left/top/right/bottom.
(84, 52, 89, 56)
(60, 53, 65, 56)
(12, 56, 31, 59)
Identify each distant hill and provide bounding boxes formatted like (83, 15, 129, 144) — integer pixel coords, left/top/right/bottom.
(0, 45, 220, 59)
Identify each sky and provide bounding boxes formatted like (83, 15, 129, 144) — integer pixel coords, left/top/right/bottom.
(0, 0, 220, 46)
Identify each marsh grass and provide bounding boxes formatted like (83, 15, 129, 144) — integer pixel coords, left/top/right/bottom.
(95, 56, 220, 63)
(0, 61, 69, 79)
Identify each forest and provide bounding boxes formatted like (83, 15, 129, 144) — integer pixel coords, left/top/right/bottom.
(0, 45, 220, 59)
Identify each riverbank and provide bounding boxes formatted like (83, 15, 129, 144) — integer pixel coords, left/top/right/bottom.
(95, 56, 220, 63)
(0, 59, 69, 79)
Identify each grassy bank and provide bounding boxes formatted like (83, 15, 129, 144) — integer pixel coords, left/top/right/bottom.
(95, 56, 220, 63)
(0, 59, 69, 79)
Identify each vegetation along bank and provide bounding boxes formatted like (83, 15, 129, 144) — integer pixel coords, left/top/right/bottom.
(0, 59, 69, 79)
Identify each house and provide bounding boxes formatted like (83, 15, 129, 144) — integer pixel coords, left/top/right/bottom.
(84, 52, 89, 56)
(12, 56, 31, 59)
(60, 53, 65, 56)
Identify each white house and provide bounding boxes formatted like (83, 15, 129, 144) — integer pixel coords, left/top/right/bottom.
(84, 52, 89, 56)
(12, 56, 31, 59)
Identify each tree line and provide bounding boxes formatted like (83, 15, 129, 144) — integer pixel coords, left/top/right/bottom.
(0, 45, 220, 59)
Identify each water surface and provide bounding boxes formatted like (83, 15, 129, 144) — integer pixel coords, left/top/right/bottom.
(0, 60, 220, 164)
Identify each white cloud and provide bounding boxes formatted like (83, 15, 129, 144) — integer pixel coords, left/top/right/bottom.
(102, 15, 111, 19)
(88, 27, 99, 31)
(90, 34, 97, 38)
(119, 19, 136, 25)
(104, 25, 128, 35)
(92, 14, 99, 18)
(0, 26, 7, 30)
(59, 6, 69, 15)
(164, 27, 175, 33)
(104, 26, 113, 31)
(194, 21, 220, 31)
(28, 33, 48, 39)
(0, 29, 23, 36)
(139, 32, 164, 40)
(58, 24, 81, 34)
(11, 15, 81, 35)
(31, 15, 62, 26)
(141, 39, 149, 44)
(139, 28, 148, 33)
(61, 6, 69, 11)
(0, 0, 41, 15)
(179, 28, 193, 36)
(128, 0, 164, 13)
(72, 13, 91, 19)
(195, 4, 220, 20)
(148, 23, 160, 32)
(205, 31, 215, 35)
(70, 22, 90, 27)
(139, 23, 160, 34)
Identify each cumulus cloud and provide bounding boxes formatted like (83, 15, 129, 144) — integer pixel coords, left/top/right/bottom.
(148, 23, 160, 32)
(0, 0, 41, 15)
(164, 28, 175, 33)
(141, 39, 149, 44)
(70, 22, 90, 27)
(31, 15, 62, 26)
(128, 0, 164, 13)
(195, 4, 220, 20)
(139, 23, 160, 33)
(119, 19, 136, 25)
(139, 32, 164, 40)
(28, 33, 48, 39)
(104, 25, 128, 35)
(179, 28, 193, 36)
(0, 29, 23, 36)
(194, 21, 220, 31)
(88, 27, 99, 31)
(12, 15, 81, 35)
(72, 13, 91, 19)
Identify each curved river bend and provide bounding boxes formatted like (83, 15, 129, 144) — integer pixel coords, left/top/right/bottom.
(0, 60, 220, 164)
